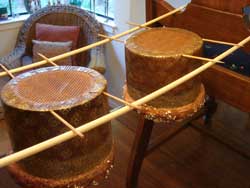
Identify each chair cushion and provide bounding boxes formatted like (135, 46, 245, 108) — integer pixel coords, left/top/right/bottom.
(35, 23, 80, 50)
(32, 40, 72, 66)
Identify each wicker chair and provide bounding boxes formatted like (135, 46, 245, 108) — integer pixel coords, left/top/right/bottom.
(0, 5, 106, 73)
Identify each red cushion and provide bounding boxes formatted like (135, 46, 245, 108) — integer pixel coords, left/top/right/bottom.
(35, 23, 80, 50)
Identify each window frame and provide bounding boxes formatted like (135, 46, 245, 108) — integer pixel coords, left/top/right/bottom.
(4, 0, 28, 17)
(3, 0, 113, 20)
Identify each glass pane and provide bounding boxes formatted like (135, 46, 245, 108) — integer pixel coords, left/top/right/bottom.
(12, 0, 27, 14)
(95, 0, 113, 18)
(81, 0, 91, 11)
(95, 0, 105, 16)
(40, 0, 48, 7)
(0, 0, 10, 15)
(80, 0, 113, 19)
(108, 0, 113, 18)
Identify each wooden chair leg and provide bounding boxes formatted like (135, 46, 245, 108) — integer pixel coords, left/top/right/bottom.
(126, 115, 154, 188)
(246, 113, 250, 130)
(204, 96, 218, 126)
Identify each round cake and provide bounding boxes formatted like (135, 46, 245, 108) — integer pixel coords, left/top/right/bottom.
(125, 28, 205, 122)
(1, 66, 114, 188)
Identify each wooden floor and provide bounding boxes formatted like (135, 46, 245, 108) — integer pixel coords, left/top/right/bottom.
(0, 101, 250, 188)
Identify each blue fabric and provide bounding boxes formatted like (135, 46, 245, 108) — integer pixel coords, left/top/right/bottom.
(203, 42, 250, 77)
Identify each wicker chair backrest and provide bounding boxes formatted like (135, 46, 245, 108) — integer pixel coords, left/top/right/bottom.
(16, 5, 104, 67)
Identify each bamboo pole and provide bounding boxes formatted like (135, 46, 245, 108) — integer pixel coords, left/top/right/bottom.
(182, 54, 225, 64)
(126, 21, 151, 29)
(1, 35, 249, 168)
(203, 38, 243, 47)
(37, 53, 59, 66)
(192, 3, 243, 18)
(0, 5, 186, 77)
(49, 111, 84, 138)
(103, 91, 142, 110)
(0, 64, 15, 78)
(98, 34, 125, 44)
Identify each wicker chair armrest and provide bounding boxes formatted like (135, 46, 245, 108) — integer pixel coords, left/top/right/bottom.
(0, 45, 25, 69)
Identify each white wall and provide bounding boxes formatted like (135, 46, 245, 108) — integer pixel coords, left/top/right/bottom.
(104, 0, 146, 106)
(0, 21, 23, 57)
(104, 1, 130, 100)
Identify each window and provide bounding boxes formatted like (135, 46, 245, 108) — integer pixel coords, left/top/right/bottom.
(0, 0, 27, 16)
(81, 0, 114, 19)
(0, 0, 113, 19)
(39, 0, 114, 19)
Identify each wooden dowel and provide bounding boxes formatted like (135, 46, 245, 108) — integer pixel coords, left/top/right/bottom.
(37, 53, 58, 66)
(0, 5, 186, 77)
(140, 5, 185, 27)
(126, 21, 151, 29)
(182, 54, 225, 64)
(192, 3, 243, 18)
(0, 35, 249, 168)
(98, 34, 125, 44)
(203, 38, 244, 47)
(103, 91, 141, 110)
(50, 110, 84, 138)
(0, 64, 15, 78)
